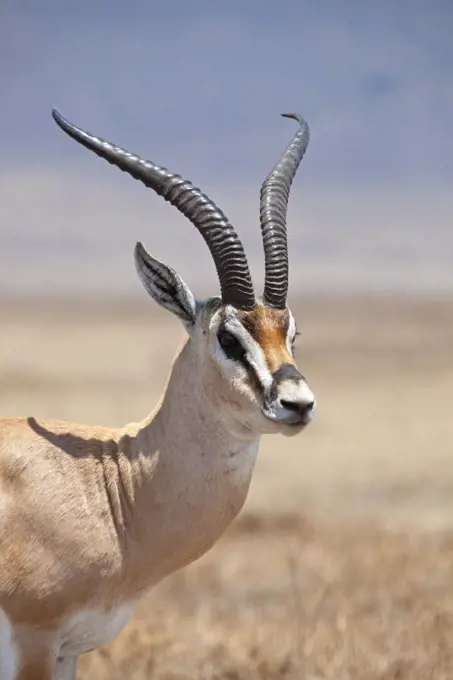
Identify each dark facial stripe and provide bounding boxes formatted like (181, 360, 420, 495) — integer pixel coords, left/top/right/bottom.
(273, 363, 303, 383)
(241, 355, 264, 396)
(268, 363, 303, 402)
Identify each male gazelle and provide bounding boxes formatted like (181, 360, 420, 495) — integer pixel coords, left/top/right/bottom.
(0, 109, 315, 679)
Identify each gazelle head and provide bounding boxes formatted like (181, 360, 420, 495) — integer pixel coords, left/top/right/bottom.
(52, 109, 315, 437)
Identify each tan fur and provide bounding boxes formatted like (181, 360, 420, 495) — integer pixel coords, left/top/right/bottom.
(0, 331, 262, 677)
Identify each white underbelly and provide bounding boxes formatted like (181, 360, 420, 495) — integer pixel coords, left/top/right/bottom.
(58, 604, 133, 656)
(0, 608, 16, 680)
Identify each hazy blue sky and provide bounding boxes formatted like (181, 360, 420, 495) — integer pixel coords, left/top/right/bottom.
(1, 1, 452, 299)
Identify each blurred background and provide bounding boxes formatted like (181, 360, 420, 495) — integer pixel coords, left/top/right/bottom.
(1, 1, 453, 678)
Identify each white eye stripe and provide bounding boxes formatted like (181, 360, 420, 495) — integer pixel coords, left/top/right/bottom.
(221, 308, 273, 389)
(286, 312, 297, 354)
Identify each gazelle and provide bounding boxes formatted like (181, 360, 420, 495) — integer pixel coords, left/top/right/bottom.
(0, 108, 315, 679)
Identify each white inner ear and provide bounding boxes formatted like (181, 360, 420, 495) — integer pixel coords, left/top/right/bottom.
(139, 268, 197, 329)
(145, 278, 184, 312)
(176, 279, 197, 321)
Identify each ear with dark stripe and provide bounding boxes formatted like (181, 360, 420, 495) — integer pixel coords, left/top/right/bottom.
(134, 242, 197, 328)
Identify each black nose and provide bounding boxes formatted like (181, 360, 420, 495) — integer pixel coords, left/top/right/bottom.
(280, 399, 315, 418)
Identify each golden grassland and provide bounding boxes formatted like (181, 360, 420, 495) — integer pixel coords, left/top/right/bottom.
(1, 294, 453, 679)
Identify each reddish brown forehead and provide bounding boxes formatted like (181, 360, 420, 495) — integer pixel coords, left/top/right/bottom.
(237, 305, 294, 372)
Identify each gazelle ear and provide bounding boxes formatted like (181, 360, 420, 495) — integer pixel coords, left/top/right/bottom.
(134, 242, 197, 328)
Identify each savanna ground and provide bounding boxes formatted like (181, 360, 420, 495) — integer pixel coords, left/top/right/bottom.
(1, 294, 453, 679)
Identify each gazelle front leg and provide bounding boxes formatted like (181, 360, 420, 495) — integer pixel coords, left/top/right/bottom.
(53, 656, 78, 680)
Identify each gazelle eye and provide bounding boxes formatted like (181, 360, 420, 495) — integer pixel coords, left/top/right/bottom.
(217, 330, 246, 362)
(218, 330, 236, 347)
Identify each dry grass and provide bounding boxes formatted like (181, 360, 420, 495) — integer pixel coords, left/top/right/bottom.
(1, 294, 453, 679)
(80, 515, 453, 679)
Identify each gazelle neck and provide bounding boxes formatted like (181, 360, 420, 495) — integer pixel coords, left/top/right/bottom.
(136, 335, 261, 458)
(116, 337, 260, 595)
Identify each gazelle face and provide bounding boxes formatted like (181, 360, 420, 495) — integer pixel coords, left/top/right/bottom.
(199, 299, 315, 437)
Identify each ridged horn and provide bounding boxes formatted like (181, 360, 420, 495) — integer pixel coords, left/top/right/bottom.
(51, 109, 256, 310)
(259, 112, 310, 309)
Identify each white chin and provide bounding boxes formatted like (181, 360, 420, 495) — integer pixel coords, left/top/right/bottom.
(261, 413, 308, 436)
(279, 421, 308, 437)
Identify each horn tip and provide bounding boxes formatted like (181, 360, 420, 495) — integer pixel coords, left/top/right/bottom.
(281, 112, 303, 124)
(51, 107, 67, 130)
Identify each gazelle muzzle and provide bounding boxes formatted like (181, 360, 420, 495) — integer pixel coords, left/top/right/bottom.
(262, 363, 315, 426)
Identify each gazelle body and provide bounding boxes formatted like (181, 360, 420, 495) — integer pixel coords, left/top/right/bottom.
(0, 110, 315, 679)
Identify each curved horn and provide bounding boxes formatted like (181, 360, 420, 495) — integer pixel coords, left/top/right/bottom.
(51, 109, 255, 310)
(259, 113, 310, 309)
